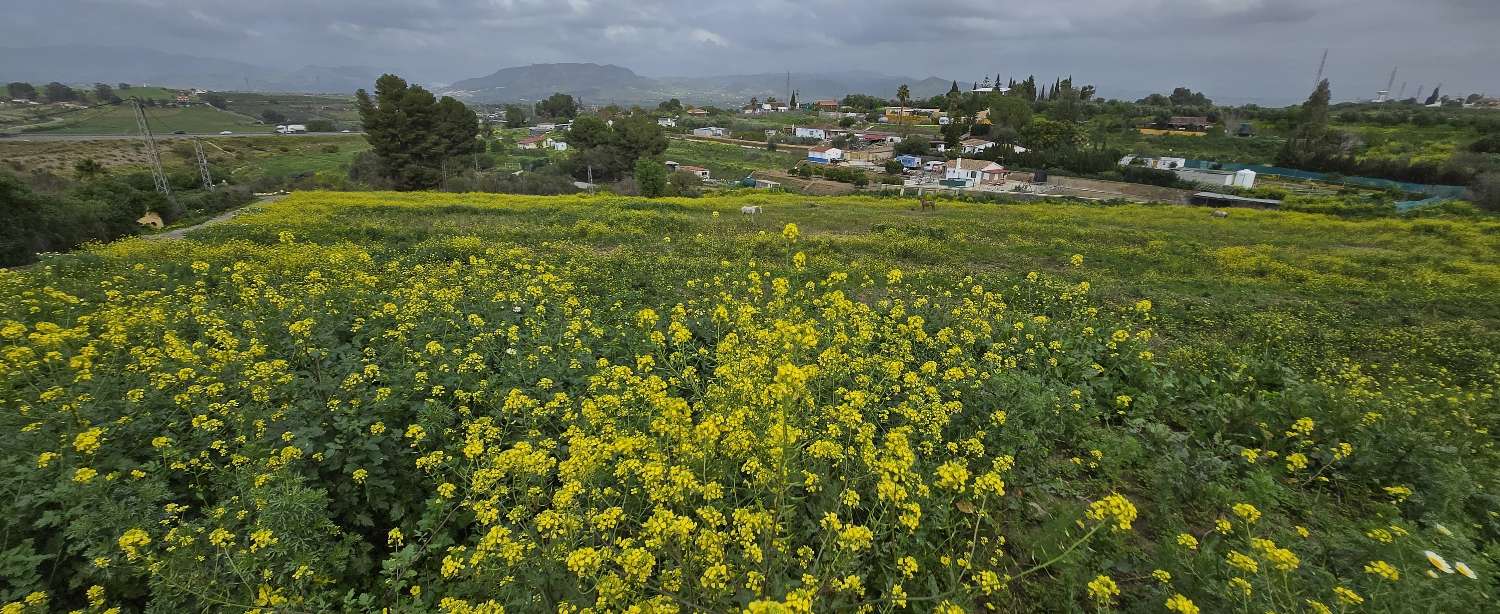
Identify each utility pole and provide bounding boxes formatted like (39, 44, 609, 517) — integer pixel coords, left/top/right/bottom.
(132, 97, 175, 206)
(193, 138, 214, 190)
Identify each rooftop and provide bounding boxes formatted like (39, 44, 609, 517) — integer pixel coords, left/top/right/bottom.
(947, 159, 1004, 171)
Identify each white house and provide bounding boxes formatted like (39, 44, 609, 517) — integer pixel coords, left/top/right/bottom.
(1176, 168, 1256, 189)
(692, 127, 728, 138)
(945, 159, 1006, 186)
(794, 126, 830, 140)
(677, 165, 711, 179)
(657, 117, 677, 128)
(808, 146, 843, 163)
(517, 135, 551, 150)
(960, 138, 997, 155)
(551, 141, 569, 152)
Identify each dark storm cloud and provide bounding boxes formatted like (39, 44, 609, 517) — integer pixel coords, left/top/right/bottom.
(5, 0, 1497, 104)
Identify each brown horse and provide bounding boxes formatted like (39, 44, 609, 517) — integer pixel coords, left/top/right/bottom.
(919, 198, 935, 211)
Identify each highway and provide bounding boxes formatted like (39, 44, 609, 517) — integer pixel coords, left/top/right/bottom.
(0, 131, 363, 142)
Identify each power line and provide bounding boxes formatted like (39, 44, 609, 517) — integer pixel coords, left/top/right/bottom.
(193, 138, 214, 191)
(131, 97, 175, 207)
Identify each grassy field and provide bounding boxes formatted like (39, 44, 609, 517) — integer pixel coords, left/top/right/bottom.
(665, 138, 803, 179)
(20, 104, 271, 135)
(216, 135, 370, 181)
(1107, 130, 1287, 164)
(2, 193, 1496, 612)
(0, 134, 369, 179)
(218, 92, 361, 128)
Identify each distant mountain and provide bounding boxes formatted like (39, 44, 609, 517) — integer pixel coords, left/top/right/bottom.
(440, 64, 955, 106)
(445, 63, 657, 103)
(0, 45, 376, 94)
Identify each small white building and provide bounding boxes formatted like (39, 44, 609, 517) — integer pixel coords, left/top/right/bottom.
(677, 165, 711, 179)
(960, 138, 997, 155)
(551, 140, 569, 152)
(517, 135, 551, 150)
(692, 127, 728, 138)
(945, 158, 1006, 186)
(794, 126, 830, 140)
(1176, 168, 1256, 189)
(808, 146, 843, 163)
(657, 117, 677, 128)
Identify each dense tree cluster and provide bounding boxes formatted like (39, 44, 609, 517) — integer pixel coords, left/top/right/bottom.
(564, 114, 667, 182)
(0, 168, 252, 266)
(356, 74, 481, 191)
(7, 82, 37, 100)
(535, 93, 579, 119)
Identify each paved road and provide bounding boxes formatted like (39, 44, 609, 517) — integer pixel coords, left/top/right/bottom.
(0, 132, 362, 142)
(146, 194, 285, 240)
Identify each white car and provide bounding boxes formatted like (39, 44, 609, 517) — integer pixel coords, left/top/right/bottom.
(219, 130, 233, 135)
(340, 129, 351, 133)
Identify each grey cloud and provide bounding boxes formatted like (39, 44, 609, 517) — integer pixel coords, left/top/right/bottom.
(4, 0, 1496, 104)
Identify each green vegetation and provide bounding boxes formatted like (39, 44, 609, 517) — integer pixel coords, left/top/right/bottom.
(1, 192, 1495, 612)
(20, 104, 271, 135)
(221, 135, 371, 182)
(355, 74, 480, 190)
(664, 138, 801, 180)
(215, 92, 360, 129)
(0, 168, 254, 265)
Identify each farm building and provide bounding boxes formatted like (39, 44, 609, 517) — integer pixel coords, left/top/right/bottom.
(517, 135, 551, 150)
(657, 117, 677, 127)
(1176, 168, 1256, 189)
(960, 138, 996, 155)
(944, 159, 1006, 187)
(794, 126, 833, 140)
(856, 131, 901, 144)
(845, 146, 894, 164)
(1191, 192, 1281, 208)
(1165, 116, 1211, 131)
(677, 165, 711, 179)
(895, 154, 923, 169)
(692, 127, 728, 138)
(685, 108, 709, 116)
(814, 100, 840, 111)
(807, 146, 843, 163)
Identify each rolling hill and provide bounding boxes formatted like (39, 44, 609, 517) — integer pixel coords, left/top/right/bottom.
(439, 64, 954, 105)
(0, 45, 380, 94)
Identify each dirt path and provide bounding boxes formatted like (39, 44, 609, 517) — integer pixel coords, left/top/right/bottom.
(147, 194, 284, 240)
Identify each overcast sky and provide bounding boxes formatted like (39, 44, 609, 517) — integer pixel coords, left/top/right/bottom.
(5, 0, 1498, 104)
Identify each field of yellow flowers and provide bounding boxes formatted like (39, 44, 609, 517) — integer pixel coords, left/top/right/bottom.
(3, 192, 1498, 613)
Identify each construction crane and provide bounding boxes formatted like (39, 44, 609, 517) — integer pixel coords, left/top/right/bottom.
(130, 97, 175, 206)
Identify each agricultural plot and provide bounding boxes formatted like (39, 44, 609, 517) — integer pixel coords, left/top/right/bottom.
(20, 104, 271, 135)
(0, 134, 369, 179)
(217, 92, 361, 129)
(2, 193, 1496, 612)
(665, 138, 803, 180)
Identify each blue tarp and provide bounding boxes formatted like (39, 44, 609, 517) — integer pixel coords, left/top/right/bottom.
(895, 155, 922, 168)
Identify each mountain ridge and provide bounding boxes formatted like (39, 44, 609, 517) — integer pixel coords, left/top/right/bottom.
(0, 45, 381, 94)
